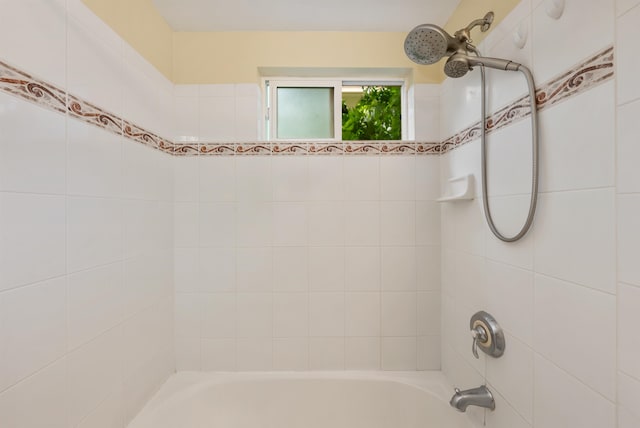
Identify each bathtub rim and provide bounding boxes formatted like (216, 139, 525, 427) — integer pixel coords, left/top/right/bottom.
(130, 370, 458, 425)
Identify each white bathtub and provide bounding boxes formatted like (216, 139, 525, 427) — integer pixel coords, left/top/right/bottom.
(128, 371, 473, 428)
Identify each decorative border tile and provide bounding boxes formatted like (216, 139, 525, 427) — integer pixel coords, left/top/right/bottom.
(0, 60, 66, 114)
(417, 142, 441, 155)
(123, 121, 165, 149)
(173, 144, 199, 156)
(189, 140, 440, 156)
(200, 143, 235, 155)
(158, 139, 175, 155)
(68, 95, 122, 135)
(344, 142, 382, 155)
(440, 45, 614, 154)
(380, 142, 417, 155)
(0, 46, 614, 158)
(272, 142, 309, 155)
(308, 141, 344, 155)
(235, 143, 271, 155)
(537, 46, 614, 110)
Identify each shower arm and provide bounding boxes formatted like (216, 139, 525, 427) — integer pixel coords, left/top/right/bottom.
(454, 12, 494, 44)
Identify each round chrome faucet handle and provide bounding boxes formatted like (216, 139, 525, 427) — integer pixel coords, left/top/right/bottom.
(469, 311, 506, 359)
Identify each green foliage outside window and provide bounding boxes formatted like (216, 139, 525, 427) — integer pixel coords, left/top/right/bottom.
(341, 86, 401, 140)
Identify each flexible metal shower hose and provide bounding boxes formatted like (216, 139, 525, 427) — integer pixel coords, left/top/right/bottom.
(477, 62, 539, 242)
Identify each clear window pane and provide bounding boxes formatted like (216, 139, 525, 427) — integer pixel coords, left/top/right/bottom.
(276, 87, 334, 139)
(341, 85, 402, 141)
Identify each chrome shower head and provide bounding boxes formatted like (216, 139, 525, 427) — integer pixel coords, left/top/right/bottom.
(404, 12, 495, 67)
(444, 54, 471, 78)
(404, 24, 458, 65)
(444, 53, 523, 78)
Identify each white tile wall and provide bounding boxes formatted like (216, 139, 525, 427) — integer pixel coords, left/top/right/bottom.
(441, 2, 635, 428)
(201, 338, 235, 371)
(0, 278, 66, 392)
(485, 333, 533, 423)
(414, 84, 441, 141)
(310, 337, 345, 370)
(617, 3, 640, 104)
(345, 292, 380, 336)
(0, 357, 69, 428)
(483, 121, 533, 198)
(534, 189, 616, 294)
(616, 24, 640, 428)
(533, 355, 615, 428)
(274, 338, 309, 370)
(485, 385, 532, 428)
(0, 193, 66, 292)
(618, 283, 640, 380)
(171, 81, 441, 370)
(67, 197, 124, 272)
(3, 0, 639, 427)
(0, 1, 175, 426)
(618, 195, 640, 286)
(617, 98, 640, 194)
(309, 247, 345, 291)
(531, 0, 614, 84)
(0, 0, 67, 88)
(67, 11, 126, 118)
(274, 293, 308, 337)
(174, 153, 441, 371)
(346, 337, 381, 369)
(67, 120, 124, 199)
(618, 372, 640, 428)
(67, 326, 123, 427)
(535, 273, 617, 400)
(538, 82, 615, 193)
(173, 83, 261, 143)
(67, 263, 125, 350)
(0, 94, 66, 195)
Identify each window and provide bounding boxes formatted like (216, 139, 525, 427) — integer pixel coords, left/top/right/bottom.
(341, 84, 402, 141)
(265, 78, 406, 141)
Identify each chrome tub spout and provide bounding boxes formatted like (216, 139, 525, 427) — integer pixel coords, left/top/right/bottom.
(449, 385, 495, 412)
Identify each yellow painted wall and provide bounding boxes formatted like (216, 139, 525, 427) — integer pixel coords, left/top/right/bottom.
(82, 0, 520, 84)
(81, 0, 173, 79)
(172, 31, 440, 84)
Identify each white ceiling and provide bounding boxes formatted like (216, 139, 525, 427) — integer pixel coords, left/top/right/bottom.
(151, 0, 461, 32)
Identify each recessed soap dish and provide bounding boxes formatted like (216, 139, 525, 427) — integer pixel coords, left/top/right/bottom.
(437, 174, 474, 202)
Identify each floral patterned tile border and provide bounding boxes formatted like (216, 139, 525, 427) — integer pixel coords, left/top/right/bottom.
(180, 46, 614, 157)
(172, 139, 451, 156)
(181, 141, 442, 156)
(440, 46, 614, 154)
(0, 45, 613, 158)
(0, 60, 67, 114)
(68, 94, 122, 135)
(0, 58, 176, 155)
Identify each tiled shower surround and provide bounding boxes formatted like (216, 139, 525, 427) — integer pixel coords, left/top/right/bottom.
(0, 1, 639, 428)
(0, 1, 175, 426)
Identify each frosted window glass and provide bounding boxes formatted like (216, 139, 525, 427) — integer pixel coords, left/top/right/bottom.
(277, 87, 334, 139)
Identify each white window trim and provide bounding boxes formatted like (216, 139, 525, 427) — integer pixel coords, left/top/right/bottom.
(263, 77, 409, 141)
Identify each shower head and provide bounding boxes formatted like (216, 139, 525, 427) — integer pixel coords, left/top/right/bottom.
(443, 53, 522, 78)
(443, 54, 471, 78)
(404, 12, 495, 66)
(404, 24, 459, 65)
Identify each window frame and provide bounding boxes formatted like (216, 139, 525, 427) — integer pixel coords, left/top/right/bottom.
(264, 77, 409, 141)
